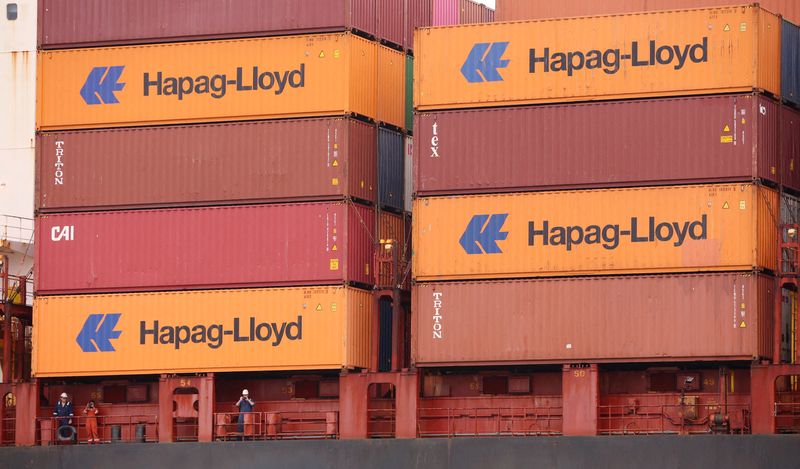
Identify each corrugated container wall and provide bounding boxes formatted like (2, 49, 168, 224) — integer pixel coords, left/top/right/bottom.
(34, 286, 373, 377)
(783, 20, 800, 107)
(495, 0, 800, 26)
(415, 6, 782, 110)
(38, 0, 407, 49)
(36, 118, 377, 213)
(407, 0, 493, 51)
(405, 55, 414, 132)
(404, 136, 413, 212)
(37, 33, 405, 130)
(412, 274, 774, 366)
(412, 184, 778, 281)
(35, 202, 376, 294)
(1, 0, 36, 220)
(379, 127, 405, 212)
(415, 94, 786, 195)
(378, 211, 411, 290)
(784, 105, 800, 191)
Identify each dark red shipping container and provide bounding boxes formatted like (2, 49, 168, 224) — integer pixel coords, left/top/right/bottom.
(38, 0, 405, 49)
(413, 273, 775, 366)
(35, 202, 376, 294)
(415, 94, 789, 196)
(782, 105, 800, 192)
(36, 118, 376, 213)
(406, 0, 493, 52)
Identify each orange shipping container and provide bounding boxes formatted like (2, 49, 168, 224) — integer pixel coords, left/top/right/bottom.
(414, 5, 780, 110)
(33, 286, 373, 377)
(412, 184, 778, 281)
(37, 32, 405, 130)
(495, 0, 800, 25)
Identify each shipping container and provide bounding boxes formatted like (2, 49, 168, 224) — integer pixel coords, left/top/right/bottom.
(412, 273, 774, 366)
(412, 184, 778, 281)
(38, 0, 407, 50)
(406, 0, 493, 51)
(404, 136, 413, 213)
(33, 285, 373, 377)
(378, 127, 405, 212)
(495, 0, 800, 26)
(378, 211, 411, 289)
(405, 55, 414, 132)
(415, 94, 788, 195)
(35, 202, 376, 294)
(37, 32, 405, 131)
(784, 105, 800, 191)
(415, 5, 783, 111)
(784, 20, 800, 107)
(36, 118, 377, 213)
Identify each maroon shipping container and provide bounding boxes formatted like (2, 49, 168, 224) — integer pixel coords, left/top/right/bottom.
(35, 202, 376, 294)
(407, 0, 493, 51)
(413, 273, 775, 366)
(415, 94, 789, 196)
(782, 105, 800, 192)
(38, 0, 405, 49)
(36, 118, 376, 213)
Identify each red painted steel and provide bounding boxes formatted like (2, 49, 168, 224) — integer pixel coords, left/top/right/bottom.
(414, 94, 786, 196)
(34, 202, 376, 294)
(562, 365, 598, 436)
(36, 118, 376, 213)
(38, 0, 411, 49)
(413, 274, 775, 366)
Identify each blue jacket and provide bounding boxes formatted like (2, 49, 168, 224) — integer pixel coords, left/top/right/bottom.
(53, 401, 73, 418)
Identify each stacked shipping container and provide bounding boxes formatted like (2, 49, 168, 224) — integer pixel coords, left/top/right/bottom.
(411, 4, 800, 435)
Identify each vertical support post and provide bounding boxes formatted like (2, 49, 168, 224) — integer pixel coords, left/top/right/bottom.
(14, 380, 38, 446)
(391, 292, 400, 372)
(2, 307, 10, 384)
(775, 280, 783, 365)
(158, 375, 174, 443)
(339, 372, 368, 439)
(562, 364, 598, 436)
(197, 374, 214, 443)
(750, 365, 776, 434)
(395, 370, 418, 438)
(15, 319, 25, 382)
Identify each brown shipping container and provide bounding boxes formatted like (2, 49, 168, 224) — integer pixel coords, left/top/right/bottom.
(37, 33, 405, 130)
(412, 273, 775, 366)
(378, 211, 411, 289)
(415, 94, 790, 195)
(35, 202, 376, 294)
(37, 118, 377, 213)
(34, 286, 373, 377)
(496, 0, 800, 25)
(415, 5, 781, 110)
(38, 0, 406, 50)
(412, 184, 778, 281)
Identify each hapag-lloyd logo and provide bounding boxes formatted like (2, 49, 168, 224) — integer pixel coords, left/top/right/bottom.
(81, 64, 306, 104)
(458, 214, 708, 254)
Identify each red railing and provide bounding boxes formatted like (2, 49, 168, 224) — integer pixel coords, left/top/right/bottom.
(37, 415, 158, 445)
(775, 402, 800, 433)
(173, 418, 198, 442)
(598, 403, 751, 435)
(367, 408, 396, 438)
(417, 407, 563, 438)
(213, 411, 338, 441)
(1, 416, 15, 446)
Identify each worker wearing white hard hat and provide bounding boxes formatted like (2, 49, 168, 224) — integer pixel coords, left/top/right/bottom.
(53, 392, 74, 435)
(235, 389, 255, 436)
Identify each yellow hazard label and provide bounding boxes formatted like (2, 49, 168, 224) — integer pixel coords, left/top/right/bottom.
(331, 178, 339, 186)
(365, 263, 370, 275)
(319, 51, 325, 58)
(722, 201, 730, 209)
(720, 135, 733, 143)
(333, 228, 337, 234)
(739, 201, 746, 210)
(332, 244, 338, 251)
(740, 22, 747, 32)
(316, 303, 323, 311)
(723, 125, 730, 132)
(333, 49, 341, 59)
(772, 167, 777, 175)
(723, 24, 731, 32)
(741, 118, 746, 124)
(333, 143, 338, 150)
(360, 180, 365, 188)
(331, 303, 337, 312)
(329, 259, 339, 271)
(739, 321, 746, 328)
(332, 160, 339, 167)
(741, 303, 746, 309)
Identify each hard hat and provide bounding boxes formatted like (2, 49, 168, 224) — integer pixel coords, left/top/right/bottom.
(242, 389, 249, 396)
(60, 392, 68, 398)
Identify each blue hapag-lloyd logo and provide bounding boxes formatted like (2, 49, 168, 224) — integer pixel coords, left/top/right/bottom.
(76, 313, 122, 352)
(459, 214, 509, 254)
(80, 66, 126, 105)
(461, 42, 510, 83)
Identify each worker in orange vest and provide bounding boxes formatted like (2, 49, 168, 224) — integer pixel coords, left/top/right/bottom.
(83, 401, 100, 444)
